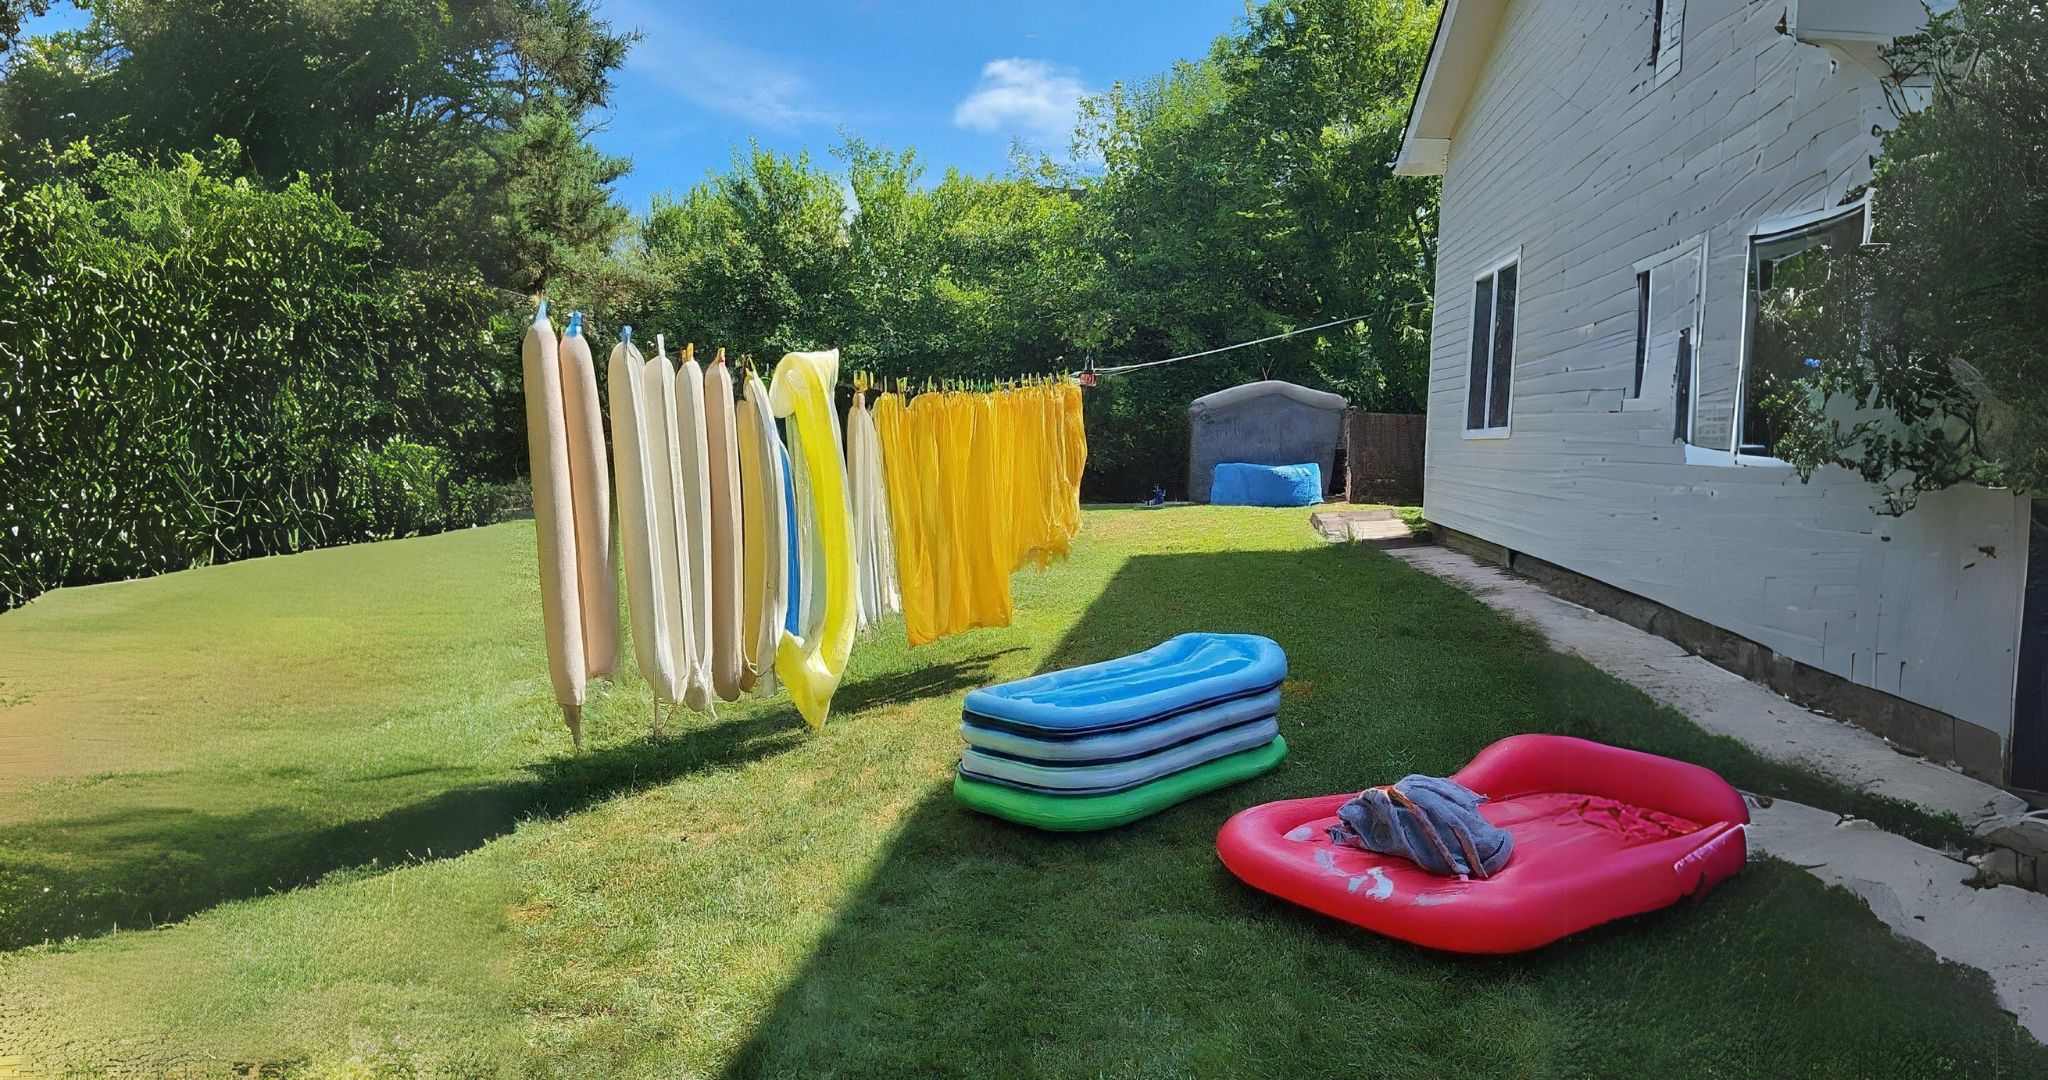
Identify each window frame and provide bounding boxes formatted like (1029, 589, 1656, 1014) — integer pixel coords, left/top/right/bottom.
(1728, 197, 1873, 467)
(1462, 247, 1522, 440)
(1654, 0, 1685, 86)
(1623, 234, 1707, 422)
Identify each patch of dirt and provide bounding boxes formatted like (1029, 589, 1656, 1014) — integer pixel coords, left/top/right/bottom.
(504, 900, 555, 926)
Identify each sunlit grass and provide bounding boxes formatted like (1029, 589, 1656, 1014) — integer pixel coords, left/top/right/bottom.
(0, 508, 2036, 1076)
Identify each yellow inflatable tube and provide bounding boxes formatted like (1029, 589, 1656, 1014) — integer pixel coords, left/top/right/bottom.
(769, 349, 855, 730)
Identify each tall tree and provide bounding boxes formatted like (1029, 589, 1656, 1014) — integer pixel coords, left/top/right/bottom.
(0, 0, 633, 290)
(836, 139, 1093, 378)
(632, 141, 1093, 379)
(1071, 0, 1440, 493)
(634, 145, 851, 360)
(0, 0, 52, 54)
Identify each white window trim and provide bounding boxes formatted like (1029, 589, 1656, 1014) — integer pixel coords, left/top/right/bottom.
(1688, 230, 1709, 444)
(1462, 246, 1522, 440)
(1623, 236, 1707, 415)
(1655, 0, 1686, 87)
(1634, 236, 1704, 275)
(1683, 443, 1734, 467)
(1624, 268, 1653, 408)
(1685, 444, 1792, 469)
(1717, 195, 1874, 469)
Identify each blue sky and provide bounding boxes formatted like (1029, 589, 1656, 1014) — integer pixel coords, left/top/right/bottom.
(24, 0, 1249, 216)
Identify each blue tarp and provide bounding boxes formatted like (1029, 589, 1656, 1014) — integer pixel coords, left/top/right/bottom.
(1209, 462, 1322, 507)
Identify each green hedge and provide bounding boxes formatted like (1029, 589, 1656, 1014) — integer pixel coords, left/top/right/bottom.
(0, 147, 525, 609)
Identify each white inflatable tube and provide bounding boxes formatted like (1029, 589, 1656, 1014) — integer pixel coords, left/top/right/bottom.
(674, 350, 716, 712)
(847, 394, 900, 627)
(644, 338, 695, 707)
(607, 332, 681, 708)
(847, 395, 877, 629)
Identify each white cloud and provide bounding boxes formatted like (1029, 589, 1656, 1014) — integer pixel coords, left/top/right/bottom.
(610, 0, 836, 131)
(952, 58, 1093, 148)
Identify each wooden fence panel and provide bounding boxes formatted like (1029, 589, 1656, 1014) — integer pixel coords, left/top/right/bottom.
(1344, 410, 1425, 504)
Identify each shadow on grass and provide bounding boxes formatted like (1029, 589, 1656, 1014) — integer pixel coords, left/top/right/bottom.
(0, 650, 1012, 951)
(837, 647, 1025, 714)
(719, 546, 2047, 1078)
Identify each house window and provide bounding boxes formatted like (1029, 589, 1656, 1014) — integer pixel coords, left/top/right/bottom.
(1631, 270, 1651, 398)
(1465, 258, 1518, 436)
(1653, 0, 1685, 85)
(1627, 235, 1705, 428)
(1737, 201, 1870, 458)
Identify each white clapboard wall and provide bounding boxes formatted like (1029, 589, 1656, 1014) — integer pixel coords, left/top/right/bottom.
(1422, 0, 2030, 746)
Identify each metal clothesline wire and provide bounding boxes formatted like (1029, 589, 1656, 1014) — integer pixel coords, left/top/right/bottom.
(537, 299, 1369, 388)
(1090, 314, 1370, 376)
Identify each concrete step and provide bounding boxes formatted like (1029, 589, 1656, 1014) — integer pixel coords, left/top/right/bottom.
(1310, 508, 1428, 549)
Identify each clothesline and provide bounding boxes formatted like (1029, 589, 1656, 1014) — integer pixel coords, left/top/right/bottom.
(558, 305, 1370, 391)
(782, 311, 1376, 391)
(1089, 314, 1371, 377)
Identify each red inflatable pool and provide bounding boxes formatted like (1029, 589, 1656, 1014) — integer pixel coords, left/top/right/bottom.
(1216, 735, 1749, 954)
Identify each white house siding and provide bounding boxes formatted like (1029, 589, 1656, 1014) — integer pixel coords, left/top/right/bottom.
(1421, 0, 2031, 747)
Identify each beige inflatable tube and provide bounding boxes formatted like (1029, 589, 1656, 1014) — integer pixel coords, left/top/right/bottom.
(558, 320, 617, 678)
(736, 382, 768, 693)
(741, 371, 788, 696)
(520, 306, 586, 745)
(704, 352, 746, 701)
(607, 331, 681, 708)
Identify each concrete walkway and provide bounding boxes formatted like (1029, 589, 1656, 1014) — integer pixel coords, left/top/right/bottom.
(1382, 543, 2048, 1041)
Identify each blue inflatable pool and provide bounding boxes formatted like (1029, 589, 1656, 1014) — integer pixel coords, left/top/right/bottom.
(961, 686, 1281, 763)
(962, 633, 1287, 738)
(960, 716, 1281, 794)
(1209, 462, 1323, 507)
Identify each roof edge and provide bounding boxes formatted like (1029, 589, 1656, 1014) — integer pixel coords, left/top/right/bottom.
(1393, 0, 1509, 180)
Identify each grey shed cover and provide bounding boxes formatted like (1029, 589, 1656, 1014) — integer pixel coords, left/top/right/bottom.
(1187, 380, 1348, 503)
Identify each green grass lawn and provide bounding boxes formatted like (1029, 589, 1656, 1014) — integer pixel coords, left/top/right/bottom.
(0, 507, 2040, 1077)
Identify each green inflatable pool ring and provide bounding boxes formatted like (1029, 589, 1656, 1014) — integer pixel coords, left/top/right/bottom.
(953, 736, 1288, 831)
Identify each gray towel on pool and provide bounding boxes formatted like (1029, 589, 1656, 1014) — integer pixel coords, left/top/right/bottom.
(1327, 775, 1513, 878)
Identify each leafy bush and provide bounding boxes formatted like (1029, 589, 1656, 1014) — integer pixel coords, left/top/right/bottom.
(332, 440, 451, 540)
(448, 478, 532, 528)
(327, 442, 527, 541)
(1760, 0, 2047, 512)
(0, 143, 522, 609)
